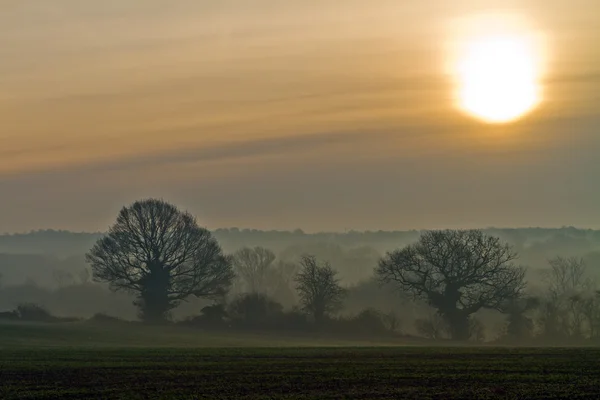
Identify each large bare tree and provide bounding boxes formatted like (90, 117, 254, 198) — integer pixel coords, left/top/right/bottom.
(376, 230, 526, 340)
(86, 199, 234, 323)
(231, 247, 276, 293)
(295, 255, 345, 324)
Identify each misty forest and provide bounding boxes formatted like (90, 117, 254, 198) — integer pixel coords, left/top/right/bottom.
(2, 198, 600, 345)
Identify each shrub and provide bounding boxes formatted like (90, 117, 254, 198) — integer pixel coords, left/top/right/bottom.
(0, 310, 18, 321)
(228, 293, 283, 329)
(349, 308, 388, 335)
(273, 308, 310, 332)
(415, 314, 449, 340)
(181, 304, 229, 329)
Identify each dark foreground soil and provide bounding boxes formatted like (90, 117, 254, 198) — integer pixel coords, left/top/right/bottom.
(1, 347, 599, 399)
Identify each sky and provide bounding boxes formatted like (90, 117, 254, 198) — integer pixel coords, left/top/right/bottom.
(1, 0, 599, 233)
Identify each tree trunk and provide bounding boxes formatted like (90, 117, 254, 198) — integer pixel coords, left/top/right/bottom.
(444, 310, 470, 341)
(313, 305, 326, 327)
(138, 265, 171, 323)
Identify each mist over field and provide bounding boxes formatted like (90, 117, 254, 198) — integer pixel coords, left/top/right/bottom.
(1, 225, 600, 346)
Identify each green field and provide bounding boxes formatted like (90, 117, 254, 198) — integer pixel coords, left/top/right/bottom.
(1, 322, 599, 399)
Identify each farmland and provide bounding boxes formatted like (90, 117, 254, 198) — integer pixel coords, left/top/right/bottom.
(1, 322, 599, 399)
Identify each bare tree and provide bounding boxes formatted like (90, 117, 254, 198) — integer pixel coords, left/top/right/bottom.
(540, 257, 594, 338)
(376, 230, 526, 340)
(231, 247, 276, 293)
(265, 260, 300, 307)
(546, 257, 591, 300)
(295, 255, 345, 324)
(86, 199, 234, 323)
(381, 310, 402, 334)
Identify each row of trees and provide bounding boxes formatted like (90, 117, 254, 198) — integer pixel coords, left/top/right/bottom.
(86, 198, 599, 341)
(86, 199, 346, 324)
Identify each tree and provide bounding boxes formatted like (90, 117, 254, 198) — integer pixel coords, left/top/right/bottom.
(295, 255, 345, 324)
(231, 247, 276, 293)
(376, 230, 526, 340)
(539, 257, 593, 338)
(86, 199, 234, 323)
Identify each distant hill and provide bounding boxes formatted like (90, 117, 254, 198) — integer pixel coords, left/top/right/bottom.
(1, 227, 598, 256)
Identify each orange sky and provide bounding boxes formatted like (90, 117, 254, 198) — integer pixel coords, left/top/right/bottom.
(1, 0, 599, 232)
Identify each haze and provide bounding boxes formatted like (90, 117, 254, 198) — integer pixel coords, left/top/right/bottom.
(1, 0, 599, 233)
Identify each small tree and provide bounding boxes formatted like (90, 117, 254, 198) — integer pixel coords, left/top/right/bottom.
(86, 199, 234, 323)
(415, 313, 449, 340)
(231, 247, 276, 293)
(539, 257, 593, 339)
(295, 255, 345, 324)
(376, 230, 526, 340)
(381, 310, 402, 334)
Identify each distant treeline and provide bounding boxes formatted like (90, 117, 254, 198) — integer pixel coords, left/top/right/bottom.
(1, 226, 599, 256)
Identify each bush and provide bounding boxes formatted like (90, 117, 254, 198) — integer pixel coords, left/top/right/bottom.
(228, 293, 283, 328)
(349, 308, 388, 335)
(0, 310, 18, 321)
(181, 304, 229, 329)
(315, 309, 390, 338)
(415, 314, 449, 340)
(273, 309, 310, 332)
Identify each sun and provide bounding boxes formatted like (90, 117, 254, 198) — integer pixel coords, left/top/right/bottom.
(448, 14, 545, 124)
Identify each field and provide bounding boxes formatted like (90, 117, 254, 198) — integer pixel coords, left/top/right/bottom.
(1, 322, 599, 399)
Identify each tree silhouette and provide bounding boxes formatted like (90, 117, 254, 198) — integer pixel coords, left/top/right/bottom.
(295, 255, 345, 324)
(231, 247, 276, 293)
(376, 230, 525, 340)
(86, 199, 234, 323)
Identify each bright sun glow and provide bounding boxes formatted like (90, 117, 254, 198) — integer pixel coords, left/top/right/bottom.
(449, 14, 545, 124)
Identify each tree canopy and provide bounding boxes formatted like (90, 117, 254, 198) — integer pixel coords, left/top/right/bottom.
(86, 199, 234, 322)
(376, 229, 526, 340)
(295, 255, 345, 324)
(231, 247, 276, 293)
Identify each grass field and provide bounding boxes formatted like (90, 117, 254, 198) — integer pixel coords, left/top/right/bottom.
(1, 322, 599, 399)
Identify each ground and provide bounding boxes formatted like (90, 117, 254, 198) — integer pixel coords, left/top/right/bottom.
(1, 322, 599, 399)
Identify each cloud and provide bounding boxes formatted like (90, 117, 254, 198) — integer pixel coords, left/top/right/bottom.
(0, 130, 384, 182)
